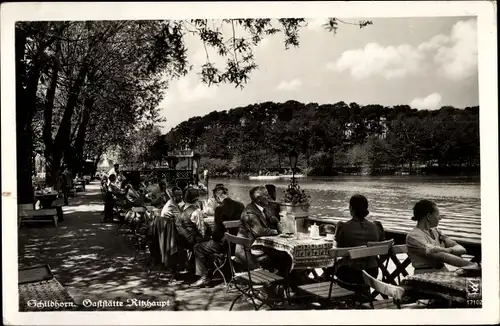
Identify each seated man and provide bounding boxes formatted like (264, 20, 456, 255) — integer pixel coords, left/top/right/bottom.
(191, 184, 245, 287)
(147, 186, 184, 270)
(161, 186, 184, 219)
(146, 179, 169, 208)
(175, 188, 209, 250)
(235, 186, 288, 272)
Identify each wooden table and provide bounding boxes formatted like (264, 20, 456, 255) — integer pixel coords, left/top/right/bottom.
(401, 271, 482, 306)
(34, 191, 59, 209)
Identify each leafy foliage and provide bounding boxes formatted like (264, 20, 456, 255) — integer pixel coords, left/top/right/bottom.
(283, 180, 311, 205)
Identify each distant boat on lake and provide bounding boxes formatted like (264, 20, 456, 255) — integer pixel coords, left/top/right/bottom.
(248, 175, 281, 181)
(248, 174, 306, 181)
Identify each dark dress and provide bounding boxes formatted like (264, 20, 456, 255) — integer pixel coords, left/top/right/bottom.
(334, 218, 385, 285)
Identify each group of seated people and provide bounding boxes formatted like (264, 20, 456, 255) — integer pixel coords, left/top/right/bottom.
(332, 195, 475, 288)
(154, 182, 283, 288)
(104, 169, 477, 296)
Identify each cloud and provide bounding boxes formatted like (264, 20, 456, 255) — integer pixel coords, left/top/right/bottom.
(331, 19, 477, 81)
(332, 43, 424, 80)
(276, 78, 302, 91)
(176, 78, 217, 102)
(410, 93, 442, 110)
(434, 19, 478, 81)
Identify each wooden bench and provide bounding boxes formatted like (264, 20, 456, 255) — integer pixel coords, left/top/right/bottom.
(18, 204, 58, 227)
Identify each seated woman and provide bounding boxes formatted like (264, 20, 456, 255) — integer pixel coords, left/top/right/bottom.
(123, 178, 147, 224)
(406, 199, 470, 274)
(334, 194, 385, 286)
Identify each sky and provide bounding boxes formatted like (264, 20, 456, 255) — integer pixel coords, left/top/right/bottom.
(158, 17, 478, 133)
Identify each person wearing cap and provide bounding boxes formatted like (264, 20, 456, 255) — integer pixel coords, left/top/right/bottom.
(191, 184, 245, 287)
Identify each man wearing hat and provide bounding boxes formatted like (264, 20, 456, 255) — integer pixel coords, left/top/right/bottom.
(191, 184, 244, 287)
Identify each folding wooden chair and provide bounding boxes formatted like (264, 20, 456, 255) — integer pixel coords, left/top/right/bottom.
(224, 232, 287, 311)
(295, 246, 359, 309)
(212, 220, 241, 292)
(383, 244, 412, 285)
(340, 239, 394, 302)
(361, 270, 423, 309)
(366, 239, 396, 283)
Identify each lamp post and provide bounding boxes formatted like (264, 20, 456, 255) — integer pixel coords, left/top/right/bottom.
(289, 149, 299, 185)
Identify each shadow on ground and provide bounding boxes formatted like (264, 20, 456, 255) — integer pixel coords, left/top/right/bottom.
(18, 182, 256, 311)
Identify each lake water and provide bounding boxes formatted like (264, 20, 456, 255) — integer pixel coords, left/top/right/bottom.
(209, 176, 481, 243)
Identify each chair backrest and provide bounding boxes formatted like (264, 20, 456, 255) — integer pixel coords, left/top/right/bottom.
(329, 245, 366, 259)
(350, 239, 394, 260)
(224, 232, 255, 283)
(391, 244, 408, 255)
(224, 232, 253, 249)
(362, 270, 405, 301)
(223, 220, 241, 230)
(366, 239, 395, 249)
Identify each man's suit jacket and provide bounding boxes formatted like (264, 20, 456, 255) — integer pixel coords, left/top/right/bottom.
(212, 197, 245, 242)
(235, 202, 281, 269)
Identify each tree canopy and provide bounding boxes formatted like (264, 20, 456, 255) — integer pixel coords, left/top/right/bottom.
(156, 101, 479, 176)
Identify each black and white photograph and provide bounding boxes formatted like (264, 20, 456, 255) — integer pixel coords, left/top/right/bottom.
(1, 1, 498, 325)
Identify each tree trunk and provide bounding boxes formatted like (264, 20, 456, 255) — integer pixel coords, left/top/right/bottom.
(46, 61, 89, 185)
(73, 98, 93, 173)
(16, 26, 35, 204)
(43, 40, 61, 186)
